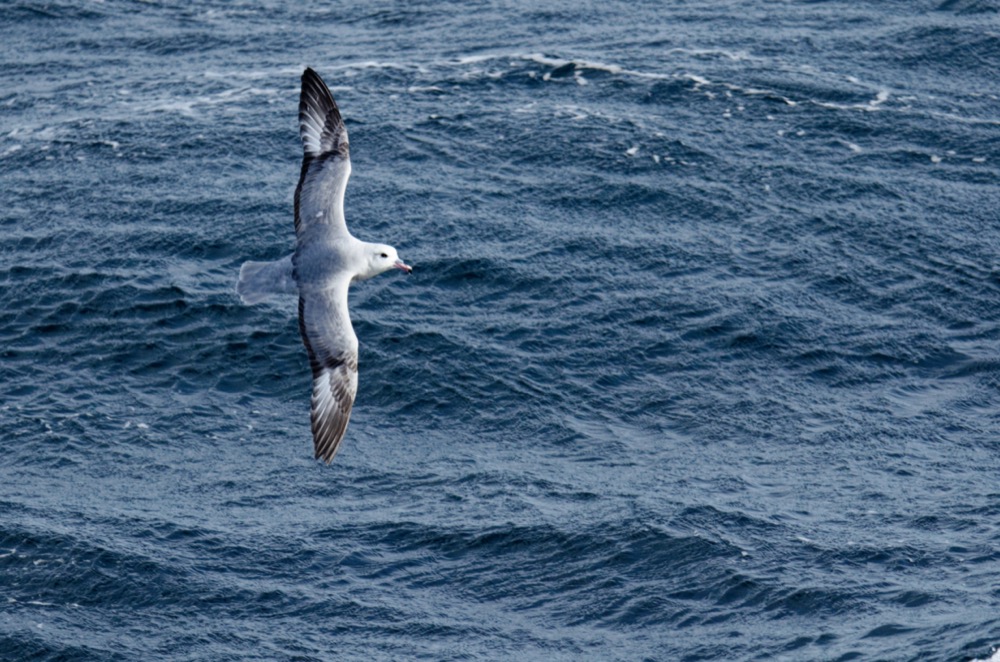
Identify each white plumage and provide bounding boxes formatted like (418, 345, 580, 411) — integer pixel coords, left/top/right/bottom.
(237, 67, 412, 463)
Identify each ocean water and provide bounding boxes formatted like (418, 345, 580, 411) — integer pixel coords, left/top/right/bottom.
(2, 1, 1000, 660)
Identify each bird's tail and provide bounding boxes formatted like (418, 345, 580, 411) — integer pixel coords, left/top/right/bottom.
(236, 254, 296, 304)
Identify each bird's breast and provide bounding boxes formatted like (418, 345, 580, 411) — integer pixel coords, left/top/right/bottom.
(293, 233, 359, 291)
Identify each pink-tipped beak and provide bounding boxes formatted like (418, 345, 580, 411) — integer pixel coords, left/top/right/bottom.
(393, 259, 413, 274)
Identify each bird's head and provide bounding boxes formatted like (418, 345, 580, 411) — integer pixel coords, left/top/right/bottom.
(359, 244, 412, 280)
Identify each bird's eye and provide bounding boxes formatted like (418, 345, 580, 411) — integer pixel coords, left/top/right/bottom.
(380, 253, 388, 258)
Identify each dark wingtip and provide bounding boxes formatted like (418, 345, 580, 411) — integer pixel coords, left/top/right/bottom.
(301, 67, 326, 92)
(302, 67, 323, 92)
(300, 67, 335, 111)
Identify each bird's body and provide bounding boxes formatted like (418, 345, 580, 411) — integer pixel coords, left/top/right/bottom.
(237, 67, 411, 463)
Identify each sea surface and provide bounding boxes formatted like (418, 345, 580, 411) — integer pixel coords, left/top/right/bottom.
(3, 1, 1000, 660)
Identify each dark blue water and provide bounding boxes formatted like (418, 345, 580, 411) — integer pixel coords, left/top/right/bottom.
(3, 1, 1000, 660)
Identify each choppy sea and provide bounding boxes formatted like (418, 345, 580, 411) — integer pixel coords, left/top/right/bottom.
(3, 1, 1000, 660)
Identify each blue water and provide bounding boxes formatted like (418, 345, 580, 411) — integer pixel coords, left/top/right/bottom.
(3, 1, 1000, 660)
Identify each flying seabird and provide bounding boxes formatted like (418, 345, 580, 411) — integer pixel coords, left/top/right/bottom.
(236, 67, 412, 463)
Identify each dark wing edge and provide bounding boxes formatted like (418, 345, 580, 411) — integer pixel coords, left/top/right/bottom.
(294, 67, 351, 234)
(298, 296, 359, 464)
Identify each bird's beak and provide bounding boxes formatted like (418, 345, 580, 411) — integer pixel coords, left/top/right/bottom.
(393, 259, 413, 274)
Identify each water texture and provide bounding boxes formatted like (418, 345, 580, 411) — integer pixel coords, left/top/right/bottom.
(2, 1, 1000, 660)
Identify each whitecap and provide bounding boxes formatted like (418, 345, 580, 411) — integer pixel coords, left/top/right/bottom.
(664, 47, 755, 62)
(455, 54, 496, 65)
(811, 89, 891, 112)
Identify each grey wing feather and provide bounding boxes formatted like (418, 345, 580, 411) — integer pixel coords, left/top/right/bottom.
(298, 291, 359, 463)
(294, 67, 352, 238)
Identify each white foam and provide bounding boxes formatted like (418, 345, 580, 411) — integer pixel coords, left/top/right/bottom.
(333, 60, 428, 74)
(202, 66, 308, 82)
(128, 85, 283, 118)
(625, 146, 639, 157)
(455, 51, 817, 112)
(664, 47, 755, 62)
(926, 111, 1000, 126)
(553, 105, 588, 121)
(523, 53, 678, 82)
(812, 89, 890, 112)
(455, 54, 496, 65)
(524, 53, 620, 76)
(742, 88, 797, 106)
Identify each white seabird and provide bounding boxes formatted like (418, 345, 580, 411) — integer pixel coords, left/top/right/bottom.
(236, 67, 412, 463)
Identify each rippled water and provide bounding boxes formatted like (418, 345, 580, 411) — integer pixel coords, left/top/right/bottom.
(3, 1, 1000, 660)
